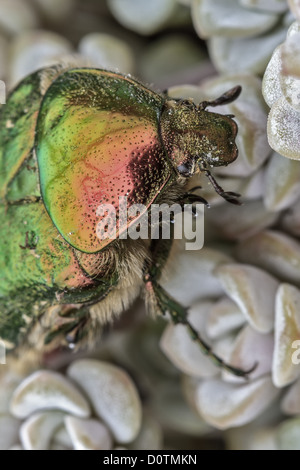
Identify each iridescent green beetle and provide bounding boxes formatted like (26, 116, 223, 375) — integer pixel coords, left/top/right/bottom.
(0, 65, 254, 377)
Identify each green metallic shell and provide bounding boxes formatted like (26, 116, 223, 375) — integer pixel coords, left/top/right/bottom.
(0, 67, 122, 345)
(0, 66, 178, 347)
(35, 68, 174, 253)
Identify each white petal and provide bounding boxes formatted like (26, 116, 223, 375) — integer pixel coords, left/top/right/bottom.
(215, 155, 258, 178)
(195, 376, 279, 429)
(78, 33, 134, 74)
(281, 378, 300, 415)
(233, 103, 270, 173)
(0, 414, 21, 450)
(248, 428, 278, 450)
(279, 68, 300, 112)
(0, 0, 38, 36)
(9, 31, 72, 87)
(288, 0, 300, 21)
(139, 35, 209, 86)
(67, 359, 142, 444)
(65, 416, 112, 450)
(241, 170, 265, 200)
(267, 96, 300, 160)
(151, 380, 213, 436)
(206, 297, 245, 339)
(287, 20, 300, 37)
(236, 230, 300, 284)
(10, 370, 91, 419)
(213, 332, 237, 364)
(215, 263, 279, 333)
(273, 283, 300, 387)
(52, 425, 73, 449)
(276, 418, 300, 450)
(20, 411, 65, 450)
(226, 426, 278, 450)
(31, 0, 74, 22)
(160, 301, 219, 378)
(281, 33, 300, 78)
(191, 0, 278, 39)
(264, 151, 300, 211)
(108, 0, 187, 35)
(281, 197, 300, 237)
(222, 325, 274, 383)
(0, 35, 7, 81)
(0, 370, 23, 414)
(128, 414, 163, 450)
(262, 46, 283, 108)
(209, 26, 286, 75)
(239, 0, 287, 13)
(160, 243, 232, 306)
(206, 201, 278, 241)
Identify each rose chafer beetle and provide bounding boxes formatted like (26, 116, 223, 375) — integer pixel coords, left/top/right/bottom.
(0, 65, 255, 377)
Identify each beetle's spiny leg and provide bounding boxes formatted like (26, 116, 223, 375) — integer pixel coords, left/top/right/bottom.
(200, 168, 242, 205)
(150, 280, 257, 379)
(185, 321, 257, 378)
(198, 85, 242, 110)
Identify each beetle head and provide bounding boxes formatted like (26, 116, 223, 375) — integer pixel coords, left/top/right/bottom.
(160, 99, 239, 177)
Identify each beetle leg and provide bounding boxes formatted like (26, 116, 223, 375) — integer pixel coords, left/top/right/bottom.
(186, 185, 202, 193)
(20, 231, 38, 250)
(198, 85, 242, 110)
(179, 189, 210, 208)
(201, 168, 242, 205)
(144, 274, 257, 379)
(7, 196, 41, 206)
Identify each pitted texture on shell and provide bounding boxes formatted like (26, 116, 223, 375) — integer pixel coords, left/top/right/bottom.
(160, 100, 238, 169)
(36, 68, 173, 253)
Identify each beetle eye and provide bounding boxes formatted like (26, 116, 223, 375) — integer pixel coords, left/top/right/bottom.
(177, 162, 191, 177)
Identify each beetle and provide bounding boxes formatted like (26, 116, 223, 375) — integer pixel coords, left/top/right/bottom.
(0, 65, 255, 377)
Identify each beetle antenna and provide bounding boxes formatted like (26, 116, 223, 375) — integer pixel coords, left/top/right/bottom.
(198, 85, 242, 110)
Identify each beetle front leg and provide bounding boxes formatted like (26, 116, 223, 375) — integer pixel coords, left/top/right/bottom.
(179, 186, 210, 208)
(200, 167, 242, 205)
(143, 273, 257, 379)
